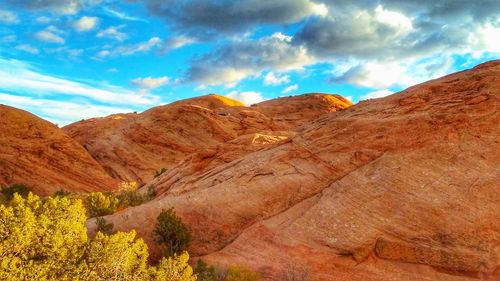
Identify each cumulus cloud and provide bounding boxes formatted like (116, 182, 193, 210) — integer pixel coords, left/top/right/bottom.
(35, 26, 65, 44)
(74, 16, 99, 32)
(361, 90, 394, 100)
(282, 84, 298, 94)
(185, 33, 314, 87)
(142, 0, 327, 38)
(15, 44, 40, 54)
(97, 25, 128, 41)
(0, 9, 18, 24)
(226, 91, 264, 105)
(131, 76, 169, 94)
(264, 72, 290, 85)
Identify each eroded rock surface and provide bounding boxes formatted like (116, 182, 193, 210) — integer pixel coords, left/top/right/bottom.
(93, 61, 500, 280)
(0, 105, 117, 195)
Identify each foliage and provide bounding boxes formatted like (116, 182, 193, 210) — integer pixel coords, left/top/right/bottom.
(0, 193, 197, 281)
(225, 266, 259, 281)
(1, 183, 30, 201)
(146, 186, 157, 201)
(85, 192, 119, 218)
(154, 168, 167, 178)
(194, 260, 218, 281)
(95, 217, 115, 235)
(151, 251, 196, 281)
(153, 208, 191, 257)
(53, 188, 72, 197)
(118, 181, 144, 207)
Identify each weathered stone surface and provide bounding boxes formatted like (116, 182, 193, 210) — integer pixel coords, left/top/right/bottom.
(0, 105, 117, 195)
(93, 61, 500, 280)
(65, 93, 350, 184)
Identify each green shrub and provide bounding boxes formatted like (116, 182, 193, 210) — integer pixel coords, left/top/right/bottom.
(225, 265, 259, 281)
(153, 208, 191, 257)
(194, 260, 218, 281)
(118, 181, 145, 207)
(53, 188, 71, 197)
(146, 185, 157, 200)
(154, 168, 167, 178)
(1, 183, 30, 201)
(95, 217, 116, 235)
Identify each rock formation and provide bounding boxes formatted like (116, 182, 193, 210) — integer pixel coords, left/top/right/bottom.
(92, 61, 500, 280)
(0, 105, 118, 195)
(64, 93, 351, 184)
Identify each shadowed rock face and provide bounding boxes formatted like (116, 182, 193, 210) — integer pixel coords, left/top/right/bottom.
(0, 105, 118, 195)
(92, 61, 500, 280)
(64, 93, 351, 184)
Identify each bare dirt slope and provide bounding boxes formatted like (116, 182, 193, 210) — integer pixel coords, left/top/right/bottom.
(0, 105, 118, 195)
(93, 61, 500, 280)
(64, 93, 350, 184)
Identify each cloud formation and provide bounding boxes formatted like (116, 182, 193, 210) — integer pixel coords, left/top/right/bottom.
(264, 72, 290, 86)
(282, 84, 298, 94)
(74, 16, 99, 32)
(141, 0, 327, 38)
(2, 0, 97, 15)
(131, 76, 169, 94)
(226, 91, 264, 105)
(0, 9, 18, 24)
(35, 26, 65, 44)
(97, 25, 128, 41)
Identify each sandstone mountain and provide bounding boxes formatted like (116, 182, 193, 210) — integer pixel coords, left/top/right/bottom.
(64, 93, 351, 184)
(91, 61, 500, 280)
(0, 105, 118, 195)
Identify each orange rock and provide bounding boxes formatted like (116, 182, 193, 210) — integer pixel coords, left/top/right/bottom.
(0, 105, 118, 195)
(92, 60, 500, 280)
(65, 93, 350, 184)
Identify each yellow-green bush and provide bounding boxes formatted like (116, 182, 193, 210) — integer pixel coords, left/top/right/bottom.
(0, 193, 196, 281)
(85, 192, 119, 218)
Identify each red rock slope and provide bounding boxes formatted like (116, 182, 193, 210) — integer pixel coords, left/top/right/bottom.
(94, 60, 500, 280)
(0, 105, 118, 195)
(64, 93, 350, 184)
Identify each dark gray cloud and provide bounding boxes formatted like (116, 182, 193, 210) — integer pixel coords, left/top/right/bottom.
(140, 0, 327, 38)
(2, 0, 100, 14)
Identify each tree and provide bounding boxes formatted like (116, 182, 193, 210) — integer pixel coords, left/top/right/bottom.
(151, 251, 196, 281)
(1, 183, 30, 201)
(153, 208, 191, 257)
(85, 192, 119, 218)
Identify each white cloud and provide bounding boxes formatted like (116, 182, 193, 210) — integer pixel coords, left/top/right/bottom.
(361, 89, 394, 100)
(0, 9, 18, 24)
(35, 26, 65, 44)
(226, 91, 264, 105)
(282, 84, 298, 94)
(97, 25, 128, 41)
(74, 16, 99, 32)
(0, 93, 133, 126)
(160, 36, 196, 53)
(35, 16, 51, 24)
(0, 57, 158, 107)
(264, 72, 290, 85)
(131, 76, 169, 94)
(103, 7, 148, 22)
(98, 37, 161, 58)
(15, 44, 40, 54)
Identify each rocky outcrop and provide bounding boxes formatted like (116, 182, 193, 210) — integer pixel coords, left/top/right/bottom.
(0, 105, 118, 195)
(93, 61, 500, 280)
(64, 93, 351, 184)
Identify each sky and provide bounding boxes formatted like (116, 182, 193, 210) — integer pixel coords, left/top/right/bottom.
(0, 0, 499, 125)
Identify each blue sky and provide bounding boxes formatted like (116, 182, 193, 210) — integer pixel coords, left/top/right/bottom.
(0, 0, 499, 125)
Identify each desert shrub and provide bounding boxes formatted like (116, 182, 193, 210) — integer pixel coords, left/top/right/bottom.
(153, 208, 192, 257)
(154, 168, 167, 178)
(194, 260, 218, 281)
(53, 188, 71, 197)
(0, 193, 196, 281)
(118, 181, 145, 207)
(1, 183, 30, 201)
(95, 217, 115, 235)
(224, 265, 259, 281)
(146, 185, 157, 200)
(85, 192, 119, 218)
